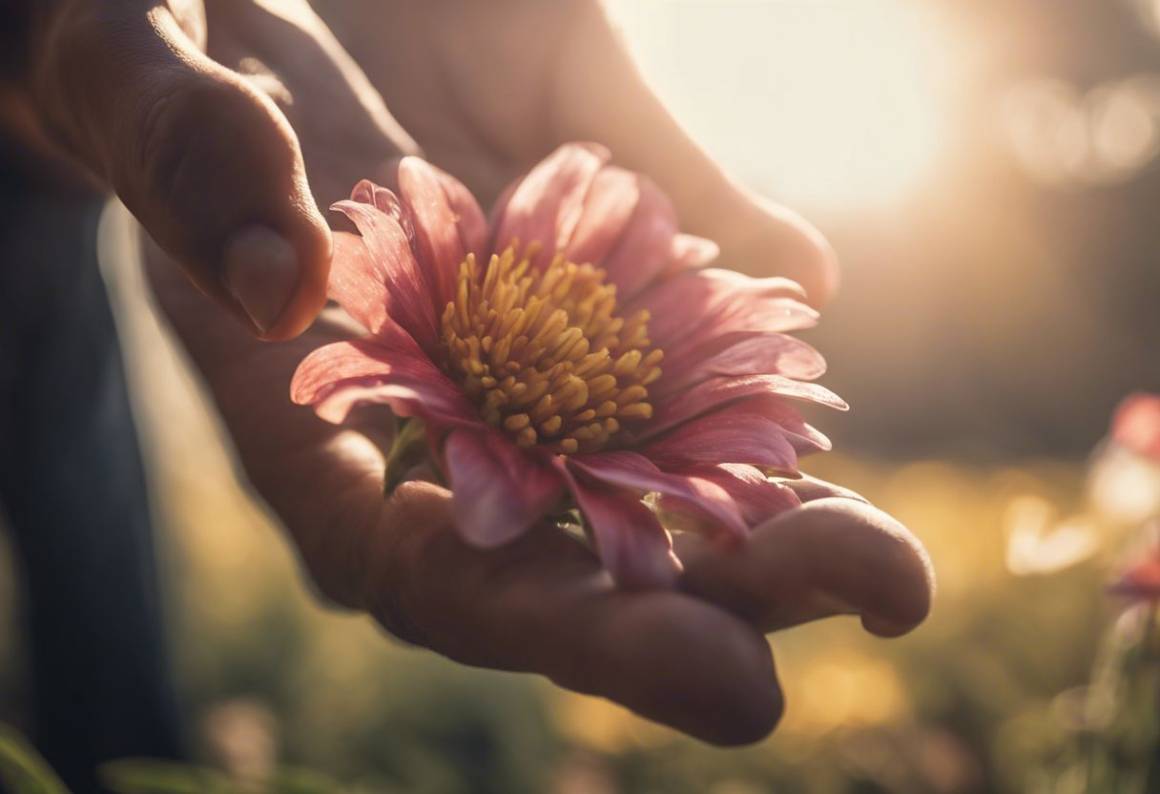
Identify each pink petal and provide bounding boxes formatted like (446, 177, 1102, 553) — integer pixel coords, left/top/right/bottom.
(684, 464, 801, 526)
(730, 395, 833, 454)
(445, 429, 565, 547)
(556, 461, 681, 589)
(667, 233, 720, 274)
(291, 337, 408, 402)
(351, 179, 404, 215)
(633, 268, 816, 352)
(569, 451, 747, 539)
(309, 382, 469, 426)
(396, 157, 485, 309)
(492, 143, 610, 267)
(563, 166, 641, 265)
(332, 181, 439, 351)
(291, 338, 479, 428)
(591, 176, 680, 298)
(657, 331, 827, 398)
(434, 165, 488, 260)
(676, 296, 817, 344)
(648, 375, 847, 438)
(641, 410, 800, 473)
(487, 179, 517, 231)
(703, 267, 809, 297)
(326, 231, 392, 337)
(636, 394, 831, 453)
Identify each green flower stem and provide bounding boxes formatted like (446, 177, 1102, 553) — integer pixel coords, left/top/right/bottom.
(383, 418, 431, 495)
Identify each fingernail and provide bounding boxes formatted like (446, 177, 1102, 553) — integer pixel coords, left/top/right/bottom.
(223, 225, 299, 333)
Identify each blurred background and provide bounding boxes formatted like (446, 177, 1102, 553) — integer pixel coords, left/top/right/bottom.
(4, 0, 1160, 791)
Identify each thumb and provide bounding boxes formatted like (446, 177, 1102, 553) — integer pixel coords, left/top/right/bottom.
(29, 1, 331, 339)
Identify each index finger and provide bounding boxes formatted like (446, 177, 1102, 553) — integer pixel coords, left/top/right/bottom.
(27, 0, 331, 339)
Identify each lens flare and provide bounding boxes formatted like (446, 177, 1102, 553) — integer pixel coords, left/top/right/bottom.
(606, 0, 949, 210)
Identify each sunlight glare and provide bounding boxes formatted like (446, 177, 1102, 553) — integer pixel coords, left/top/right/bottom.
(605, 0, 949, 211)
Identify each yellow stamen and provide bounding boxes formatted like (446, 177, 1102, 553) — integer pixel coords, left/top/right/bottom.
(442, 246, 661, 453)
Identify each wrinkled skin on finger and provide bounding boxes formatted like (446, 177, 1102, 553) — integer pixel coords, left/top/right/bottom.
(200, 0, 420, 205)
(3, 0, 333, 338)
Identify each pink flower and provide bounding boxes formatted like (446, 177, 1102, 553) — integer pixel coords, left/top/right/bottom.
(1111, 393, 1160, 463)
(1110, 549, 1160, 601)
(291, 143, 843, 588)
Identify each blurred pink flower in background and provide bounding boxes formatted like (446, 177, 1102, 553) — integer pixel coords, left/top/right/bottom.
(1111, 392, 1160, 462)
(1102, 393, 1160, 600)
(202, 698, 277, 787)
(1090, 392, 1160, 526)
(1109, 550, 1160, 601)
(292, 143, 841, 587)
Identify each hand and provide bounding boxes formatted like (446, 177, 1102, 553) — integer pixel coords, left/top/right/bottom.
(143, 0, 931, 744)
(1, 0, 338, 338)
(153, 260, 930, 745)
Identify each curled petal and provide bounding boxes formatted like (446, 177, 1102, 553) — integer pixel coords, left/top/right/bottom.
(557, 461, 681, 589)
(694, 267, 810, 299)
(649, 375, 847, 438)
(291, 335, 414, 402)
(564, 166, 641, 265)
(642, 411, 799, 473)
(569, 452, 747, 540)
(727, 395, 833, 454)
(396, 157, 485, 309)
(596, 176, 681, 298)
(445, 430, 565, 548)
(658, 331, 827, 397)
(492, 143, 610, 267)
(291, 339, 479, 427)
(326, 231, 393, 338)
(667, 233, 720, 274)
(695, 464, 801, 526)
(635, 268, 816, 351)
(351, 179, 404, 216)
(311, 382, 471, 427)
(637, 394, 831, 454)
(332, 182, 439, 350)
(663, 464, 801, 528)
(564, 172, 714, 297)
(435, 165, 488, 260)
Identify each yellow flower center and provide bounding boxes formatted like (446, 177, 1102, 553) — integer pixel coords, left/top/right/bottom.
(441, 246, 662, 454)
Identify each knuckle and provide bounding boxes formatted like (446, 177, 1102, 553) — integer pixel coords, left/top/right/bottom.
(32, 5, 131, 125)
(125, 74, 301, 253)
(34, 4, 201, 152)
(133, 79, 255, 187)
